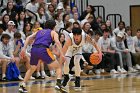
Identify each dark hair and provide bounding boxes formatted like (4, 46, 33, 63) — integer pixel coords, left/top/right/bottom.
(118, 21, 125, 27)
(73, 22, 80, 28)
(65, 22, 72, 29)
(45, 20, 56, 30)
(125, 26, 131, 32)
(87, 29, 94, 36)
(14, 32, 21, 39)
(103, 29, 110, 33)
(72, 28, 82, 35)
(95, 31, 102, 36)
(137, 29, 140, 32)
(1, 34, 11, 41)
(63, 13, 69, 22)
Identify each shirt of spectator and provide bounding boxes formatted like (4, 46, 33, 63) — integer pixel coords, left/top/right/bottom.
(133, 29, 140, 52)
(113, 21, 126, 37)
(55, 13, 64, 33)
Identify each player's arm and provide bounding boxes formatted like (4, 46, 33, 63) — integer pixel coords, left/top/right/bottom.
(52, 31, 64, 56)
(86, 35, 101, 53)
(20, 32, 37, 58)
(62, 36, 72, 55)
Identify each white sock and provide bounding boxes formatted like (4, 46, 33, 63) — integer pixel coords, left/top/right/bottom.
(2, 74, 6, 78)
(41, 71, 46, 76)
(36, 72, 41, 77)
(20, 82, 26, 87)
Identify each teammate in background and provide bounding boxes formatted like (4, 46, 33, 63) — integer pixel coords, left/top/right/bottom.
(19, 20, 67, 93)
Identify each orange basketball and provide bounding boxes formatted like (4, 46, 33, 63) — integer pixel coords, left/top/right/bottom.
(89, 53, 102, 65)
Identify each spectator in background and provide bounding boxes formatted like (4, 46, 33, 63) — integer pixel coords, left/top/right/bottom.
(46, 4, 55, 20)
(59, 22, 73, 41)
(36, 7, 46, 28)
(3, 21, 16, 41)
(132, 29, 140, 68)
(65, 5, 72, 18)
(96, 16, 103, 27)
(55, 13, 64, 33)
(12, 32, 35, 79)
(23, 23, 32, 38)
(17, 11, 26, 32)
(80, 5, 96, 21)
(56, 5, 64, 15)
(63, 13, 70, 26)
(32, 21, 42, 33)
(73, 22, 81, 28)
(0, 24, 4, 39)
(0, 34, 23, 81)
(1, 2, 16, 19)
(110, 32, 137, 73)
(82, 22, 91, 34)
(70, 6, 80, 18)
(69, 12, 80, 24)
(58, 0, 70, 10)
(106, 20, 113, 37)
(25, 0, 39, 23)
(1, 14, 10, 31)
(113, 21, 126, 37)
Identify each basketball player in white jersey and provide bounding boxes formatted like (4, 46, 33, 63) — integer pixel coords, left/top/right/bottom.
(62, 28, 102, 89)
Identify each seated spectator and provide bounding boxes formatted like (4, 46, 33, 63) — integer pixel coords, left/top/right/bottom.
(36, 6, 46, 28)
(0, 34, 23, 80)
(12, 32, 35, 80)
(1, 14, 10, 31)
(132, 28, 140, 69)
(113, 21, 126, 37)
(0, 24, 4, 39)
(80, 5, 96, 21)
(1, 2, 16, 19)
(3, 21, 16, 41)
(98, 29, 120, 74)
(69, 12, 80, 24)
(46, 4, 55, 20)
(110, 32, 137, 73)
(55, 13, 64, 33)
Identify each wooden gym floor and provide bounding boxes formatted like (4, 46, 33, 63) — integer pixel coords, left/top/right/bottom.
(1, 72, 140, 93)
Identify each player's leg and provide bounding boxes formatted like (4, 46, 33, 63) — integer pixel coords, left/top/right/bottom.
(74, 54, 82, 89)
(19, 48, 39, 93)
(48, 59, 67, 93)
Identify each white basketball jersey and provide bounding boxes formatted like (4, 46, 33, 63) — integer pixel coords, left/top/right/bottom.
(65, 32, 86, 56)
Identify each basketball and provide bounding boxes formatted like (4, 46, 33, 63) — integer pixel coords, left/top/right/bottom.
(89, 53, 102, 65)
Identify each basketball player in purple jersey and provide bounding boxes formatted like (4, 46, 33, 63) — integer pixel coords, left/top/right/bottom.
(19, 20, 67, 93)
